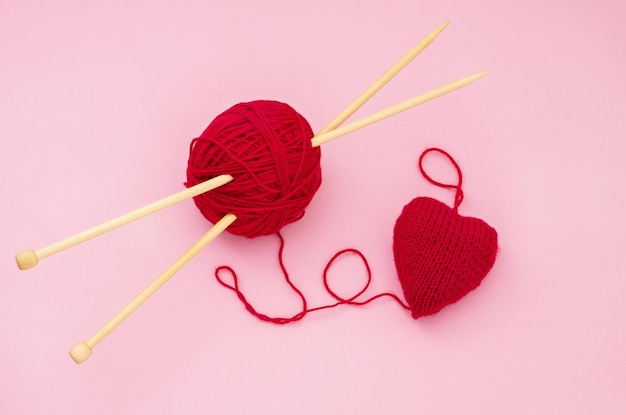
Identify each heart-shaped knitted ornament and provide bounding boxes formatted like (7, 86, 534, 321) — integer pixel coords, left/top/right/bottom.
(393, 148, 498, 319)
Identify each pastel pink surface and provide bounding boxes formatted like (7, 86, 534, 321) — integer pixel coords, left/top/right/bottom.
(1, 1, 625, 414)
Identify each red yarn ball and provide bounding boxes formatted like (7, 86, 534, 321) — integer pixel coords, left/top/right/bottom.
(185, 100, 322, 237)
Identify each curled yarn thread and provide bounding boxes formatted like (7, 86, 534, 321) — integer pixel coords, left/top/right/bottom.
(418, 148, 464, 211)
(185, 100, 322, 237)
(393, 148, 498, 318)
(216, 233, 409, 324)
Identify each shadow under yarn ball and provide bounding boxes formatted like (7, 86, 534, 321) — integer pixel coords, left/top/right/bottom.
(185, 100, 322, 238)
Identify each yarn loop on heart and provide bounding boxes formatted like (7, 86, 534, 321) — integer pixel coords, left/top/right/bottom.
(185, 100, 322, 237)
(418, 147, 464, 210)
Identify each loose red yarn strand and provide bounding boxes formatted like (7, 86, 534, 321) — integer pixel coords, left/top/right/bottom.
(215, 235, 409, 324)
(215, 232, 308, 324)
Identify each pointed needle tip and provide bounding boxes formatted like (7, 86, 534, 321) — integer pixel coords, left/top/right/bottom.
(435, 20, 451, 33)
(471, 71, 489, 81)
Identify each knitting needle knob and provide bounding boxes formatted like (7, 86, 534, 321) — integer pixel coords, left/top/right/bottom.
(69, 342, 92, 364)
(16, 250, 38, 270)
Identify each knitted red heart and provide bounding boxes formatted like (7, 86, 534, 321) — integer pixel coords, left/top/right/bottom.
(393, 197, 497, 318)
(393, 148, 498, 319)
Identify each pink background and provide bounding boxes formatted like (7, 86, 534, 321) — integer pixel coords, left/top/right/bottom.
(2, 1, 625, 414)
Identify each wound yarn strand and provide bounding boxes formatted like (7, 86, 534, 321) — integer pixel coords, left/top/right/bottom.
(186, 101, 322, 237)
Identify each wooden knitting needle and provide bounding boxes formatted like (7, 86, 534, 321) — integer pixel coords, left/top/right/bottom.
(311, 72, 487, 148)
(67, 23, 482, 363)
(69, 213, 236, 364)
(15, 174, 233, 270)
(317, 19, 450, 135)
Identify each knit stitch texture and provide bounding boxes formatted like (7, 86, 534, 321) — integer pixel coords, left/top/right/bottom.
(393, 196, 498, 318)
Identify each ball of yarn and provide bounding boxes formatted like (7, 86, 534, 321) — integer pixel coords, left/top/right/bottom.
(186, 100, 322, 237)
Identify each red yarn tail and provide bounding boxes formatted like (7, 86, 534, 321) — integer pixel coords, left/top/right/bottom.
(214, 233, 409, 324)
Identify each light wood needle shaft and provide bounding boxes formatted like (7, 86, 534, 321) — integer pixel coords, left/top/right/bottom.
(69, 213, 237, 364)
(15, 174, 233, 270)
(317, 20, 450, 135)
(311, 72, 487, 148)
